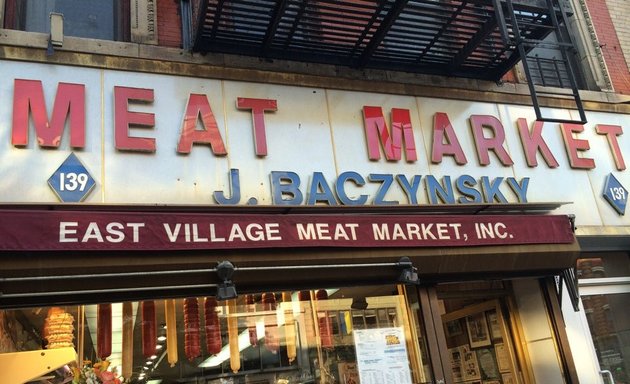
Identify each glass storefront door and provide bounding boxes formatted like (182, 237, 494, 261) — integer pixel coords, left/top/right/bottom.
(436, 282, 524, 384)
(581, 292, 630, 384)
(579, 252, 630, 384)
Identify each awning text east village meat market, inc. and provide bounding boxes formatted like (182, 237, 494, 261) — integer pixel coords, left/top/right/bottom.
(0, 210, 575, 251)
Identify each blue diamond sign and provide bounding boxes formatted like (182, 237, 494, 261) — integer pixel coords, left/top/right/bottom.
(48, 153, 96, 202)
(603, 173, 628, 215)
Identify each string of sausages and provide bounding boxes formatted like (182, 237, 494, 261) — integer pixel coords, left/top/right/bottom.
(183, 298, 201, 361)
(262, 292, 279, 352)
(316, 289, 334, 349)
(123, 292, 314, 371)
(204, 297, 222, 355)
(245, 294, 258, 346)
(96, 303, 112, 359)
(141, 301, 157, 358)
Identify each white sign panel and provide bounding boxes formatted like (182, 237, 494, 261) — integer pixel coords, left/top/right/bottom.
(353, 327, 413, 384)
(0, 60, 629, 227)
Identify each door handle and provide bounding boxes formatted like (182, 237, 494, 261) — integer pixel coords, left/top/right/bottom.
(600, 370, 614, 384)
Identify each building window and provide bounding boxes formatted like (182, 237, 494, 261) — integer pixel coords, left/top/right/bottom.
(4, 0, 129, 42)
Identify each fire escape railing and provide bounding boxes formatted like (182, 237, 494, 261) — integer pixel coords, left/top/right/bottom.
(193, 0, 588, 124)
(495, 0, 587, 123)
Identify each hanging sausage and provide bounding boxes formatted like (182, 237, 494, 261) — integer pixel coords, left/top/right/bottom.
(227, 299, 240, 373)
(97, 303, 112, 359)
(183, 298, 201, 361)
(298, 290, 311, 301)
(316, 289, 334, 349)
(245, 294, 258, 346)
(282, 292, 297, 363)
(262, 292, 279, 352)
(204, 297, 222, 355)
(141, 301, 157, 358)
(122, 302, 133, 380)
(164, 299, 178, 367)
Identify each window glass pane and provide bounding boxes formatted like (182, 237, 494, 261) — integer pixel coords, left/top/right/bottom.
(583, 293, 630, 384)
(15, 0, 117, 40)
(438, 282, 521, 384)
(578, 252, 630, 279)
(0, 285, 434, 383)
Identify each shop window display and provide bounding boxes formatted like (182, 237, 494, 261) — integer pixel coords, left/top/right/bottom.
(0, 285, 432, 383)
(439, 282, 522, 384)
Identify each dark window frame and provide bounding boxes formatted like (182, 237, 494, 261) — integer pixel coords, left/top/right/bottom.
(3, 0, 130, 42)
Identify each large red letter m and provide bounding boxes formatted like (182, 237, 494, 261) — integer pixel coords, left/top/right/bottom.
(362, 106, 417, 162)
(12, 79, 85, 148)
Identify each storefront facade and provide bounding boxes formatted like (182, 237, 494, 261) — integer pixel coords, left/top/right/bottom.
(0, 52, 626, 384)
(3, 0, 630, 374)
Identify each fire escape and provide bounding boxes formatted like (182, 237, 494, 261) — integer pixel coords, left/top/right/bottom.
(193, 0, 586, 124)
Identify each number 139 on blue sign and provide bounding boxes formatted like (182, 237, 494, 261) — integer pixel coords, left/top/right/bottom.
(48, 153, 96, 202)
(608, 187, 626, 201)
(603, 173, 628, 215)
(59, 172, 90, 192)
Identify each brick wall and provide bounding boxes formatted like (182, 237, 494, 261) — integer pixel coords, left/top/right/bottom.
(585, 0, 630, 94)
(606, 0, 630, 73)
(158, 0, 182, 48)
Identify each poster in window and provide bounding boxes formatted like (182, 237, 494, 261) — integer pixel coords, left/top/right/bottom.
(495, 343, 511, 372)
(449, 346, 464, 382)
(461, 344, 481, 381)
(486, 311, 502, 340)
(476, 348, 500, 380)
(502, 372, 516, 384)
(466, 313, 491, 348)
(353, 327, 413, 384)
(446, 319, 464, 337)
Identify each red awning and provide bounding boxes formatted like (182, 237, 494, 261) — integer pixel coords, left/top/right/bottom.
(0, 204, 579, 308)
(0, 209, 574, 252)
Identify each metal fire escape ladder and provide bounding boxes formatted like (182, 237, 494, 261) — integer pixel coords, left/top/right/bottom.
(498, 0, 587, 124)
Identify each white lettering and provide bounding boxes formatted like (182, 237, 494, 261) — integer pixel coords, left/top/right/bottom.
(406, 223, 421, 240)
(105, 222, 125, 243)
(266, 223, 281, 241)
(495, 222, 508, 238)
(82, 222, 104, 242)
(392, 223, 406, 240)
(246, 223, 265, 241)
(209, 223, 226, 242)
(59, 221, 79, 243)
(450, 223, 462, 239)
(372, 223, 389, 240)
(126, 222, 144, 243)
(164, 223, 181, 242)
(229, 224, 246, 241)
(192, 223, 208, 242)
(436, 223, 450, 239)
(296, 223, 316, 240)
(315, 223, 331, 240)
